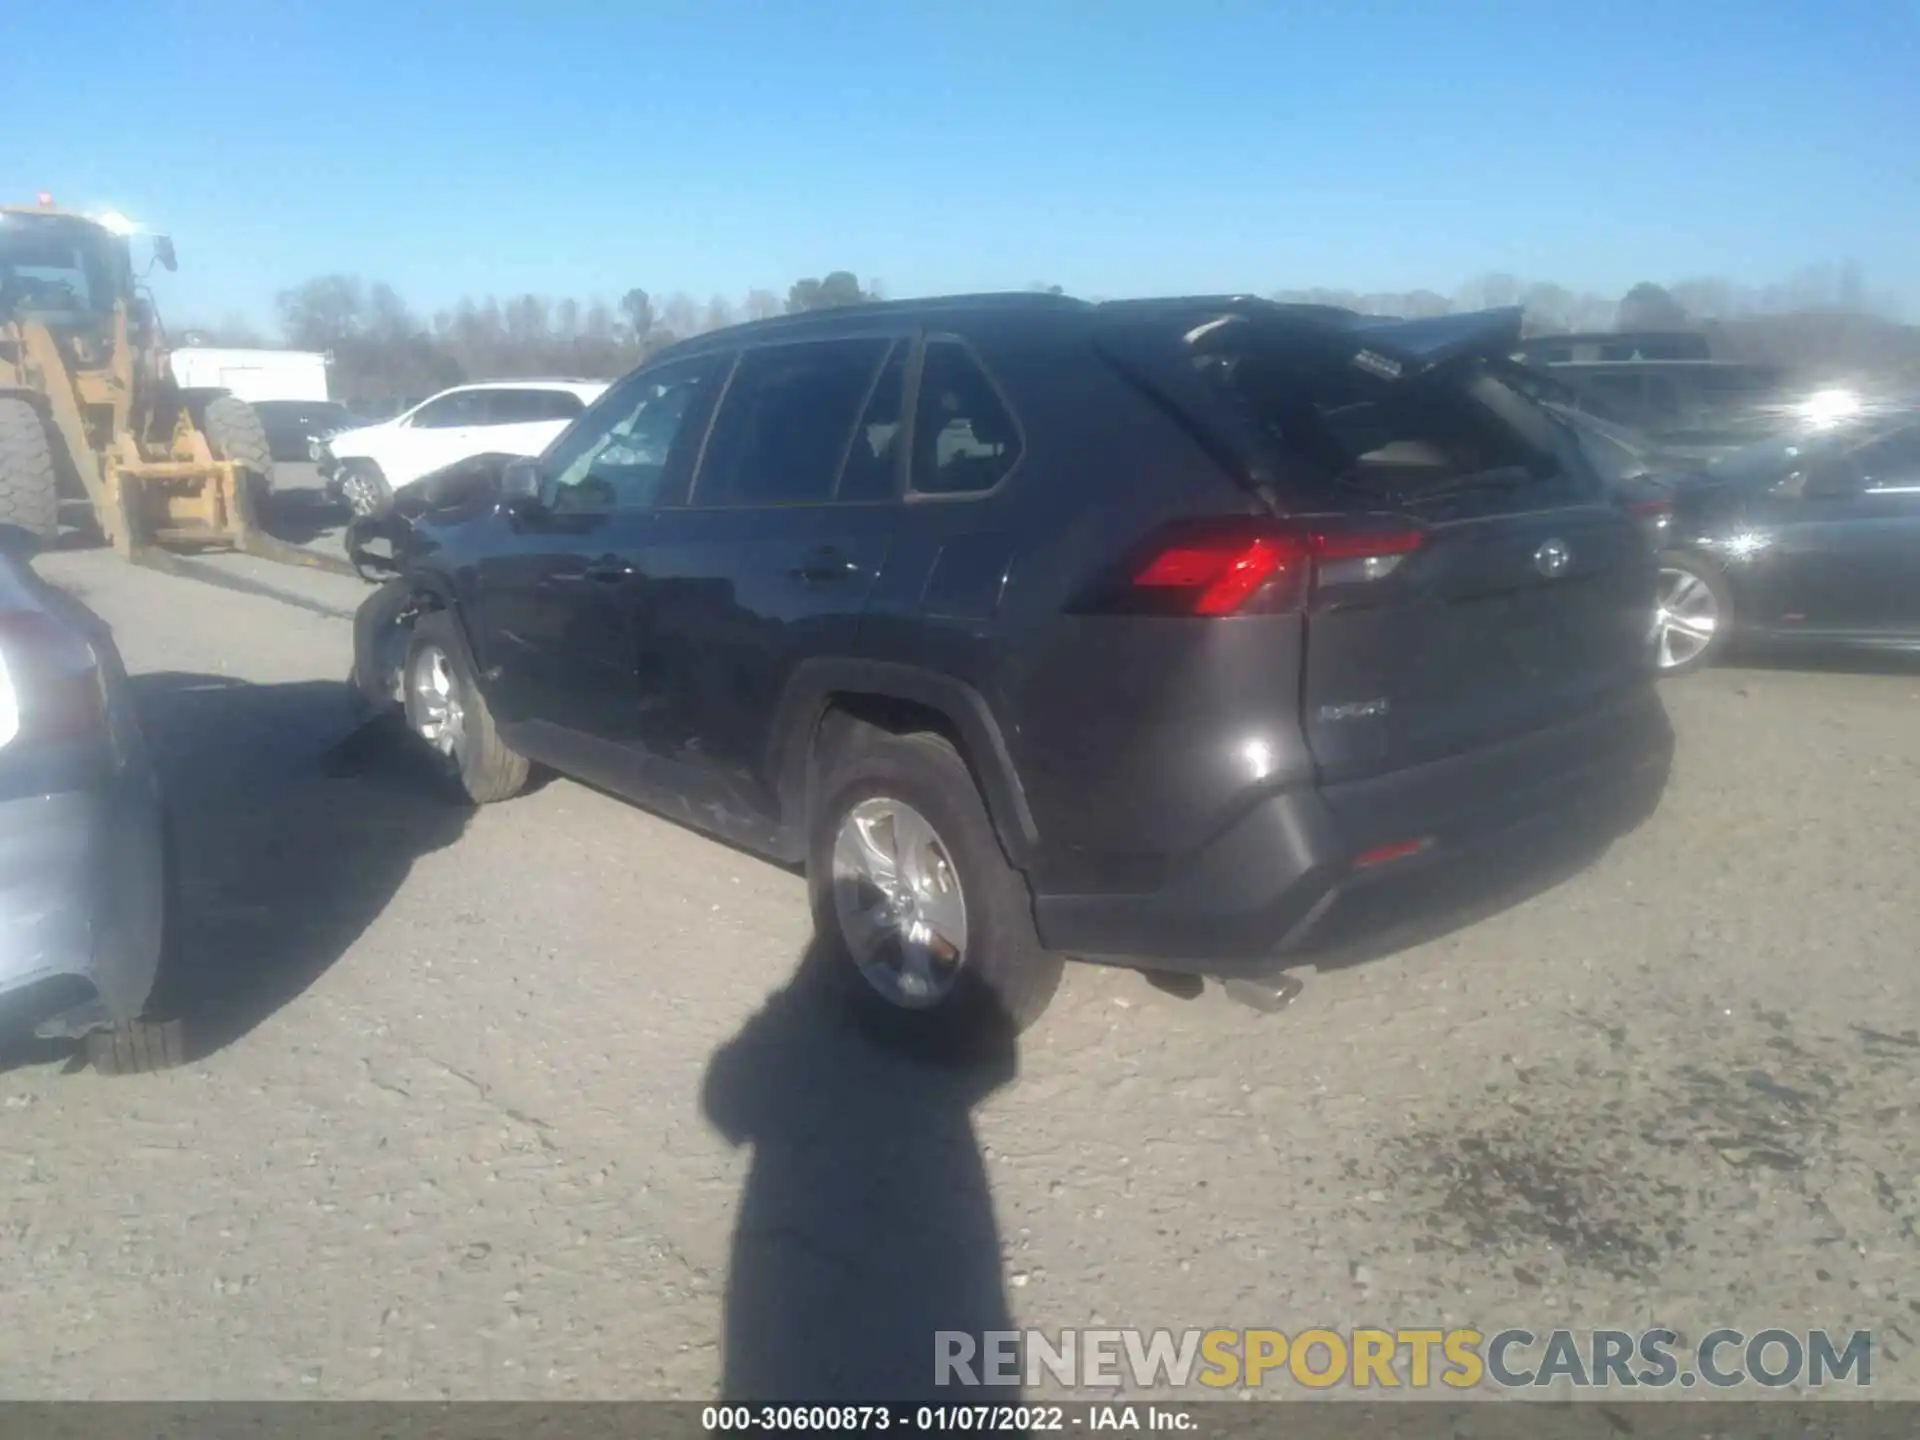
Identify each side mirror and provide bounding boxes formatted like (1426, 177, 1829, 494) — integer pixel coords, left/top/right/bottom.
(153, 235, 178, 272)
(499, 457, 546, 513)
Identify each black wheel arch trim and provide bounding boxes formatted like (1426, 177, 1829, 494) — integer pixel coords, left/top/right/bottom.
(771, 658, 1039, 869)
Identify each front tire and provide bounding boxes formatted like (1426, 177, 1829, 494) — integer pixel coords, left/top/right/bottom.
(199, 395, 276, 515)
(808, 727, 1063, 1049)
(1653, 553, 1731, 676)
(0, 396, 60, 546)
(403, 611, 529, 804)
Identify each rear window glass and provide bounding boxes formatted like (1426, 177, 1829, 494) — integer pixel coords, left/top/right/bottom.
(1208, 349, 1554, 504)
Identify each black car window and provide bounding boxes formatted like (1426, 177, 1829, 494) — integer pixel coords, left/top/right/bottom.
(694, 338, 891, 508)
(486, 388, 586, 424)
(836, 342, 909, 503)
(543, 357, 726, 514)
(1855, 425, 1920, 491)
(408, 391, 489, 429)
(910, 340, 1023, 496)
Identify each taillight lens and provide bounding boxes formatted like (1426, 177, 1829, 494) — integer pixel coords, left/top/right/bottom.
(1133, 535, 1303, 615)
(0, 614, 105, 752)
(1123, 519, 1425, 616)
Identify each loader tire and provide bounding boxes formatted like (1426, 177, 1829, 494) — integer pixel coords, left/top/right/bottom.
(200, 395, 276, 513)
(0, 397, 60, 547)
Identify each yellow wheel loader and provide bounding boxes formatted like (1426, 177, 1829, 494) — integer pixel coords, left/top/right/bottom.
(0, 200, 349, 575)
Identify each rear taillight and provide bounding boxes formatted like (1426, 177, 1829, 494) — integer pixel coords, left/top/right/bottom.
(1627, 498, 1675, 545)
(1133, 534, 1303, 615)
(1124, 519, 1425, 616)
(0, 614, 105, 752)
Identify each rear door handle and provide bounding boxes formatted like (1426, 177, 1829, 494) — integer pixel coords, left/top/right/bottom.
(791, 547, 860, 585)
(583, 555, 637, 583)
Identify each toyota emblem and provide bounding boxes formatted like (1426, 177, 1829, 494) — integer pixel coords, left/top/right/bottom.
(1534, 538, 1571, 577)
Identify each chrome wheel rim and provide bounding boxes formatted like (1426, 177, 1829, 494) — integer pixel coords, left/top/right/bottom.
(1654, 566, 1719, 670)
(410, 646, 465, 758)
(831, 798, 968, 1009)
(342, 472, 382, 517)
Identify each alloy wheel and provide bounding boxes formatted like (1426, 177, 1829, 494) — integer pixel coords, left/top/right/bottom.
(831, 797, 970, 1009)
(1654, 566, 1720, 671)
(410, 646, 466, 759)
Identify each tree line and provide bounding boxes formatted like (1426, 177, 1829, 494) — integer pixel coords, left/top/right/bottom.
(177, 264, 1916, 408)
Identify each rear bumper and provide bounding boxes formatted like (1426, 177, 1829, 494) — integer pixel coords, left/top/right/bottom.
(1032, 686, 1673, 976)
(0, 787, 166, 1039)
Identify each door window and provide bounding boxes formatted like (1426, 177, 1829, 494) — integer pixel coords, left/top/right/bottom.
(485, 388, 588, 424)
(408, 390, 491, 429)
(542, 357, 727, 514)
(693, 338, 893, 507)
(1856, 425, 1920, 493)
(835, 342, 909, 503)
(910, 340, 1024, 496)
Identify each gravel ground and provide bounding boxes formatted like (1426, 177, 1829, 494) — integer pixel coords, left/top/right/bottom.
(2, 540, 1916, 1402)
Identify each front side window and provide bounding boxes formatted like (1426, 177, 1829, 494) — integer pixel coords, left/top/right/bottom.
(910, 340, 1023, 496)
(542, 357, 727, 514)
(695, 338, 893, 507)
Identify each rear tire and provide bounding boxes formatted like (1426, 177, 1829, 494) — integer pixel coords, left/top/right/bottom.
(1653, 552, 1731, 676)
(808, 726, 1063, 1051)
(199, 394, 276, 515)
(86, 1018, 186, 1075)
(0, 396, 60, 546)
(403, 610, 529, 804)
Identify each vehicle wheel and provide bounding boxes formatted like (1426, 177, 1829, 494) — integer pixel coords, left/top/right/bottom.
(340, 463, 394, 519)
(85, 1017, 186, 1075)
(1653, 553, 1730, 676)
(403, 610, 529, 804)
(809, 727, 1063, 1048)
(0, 396, 60, 546)
(199, 394, 276, 516)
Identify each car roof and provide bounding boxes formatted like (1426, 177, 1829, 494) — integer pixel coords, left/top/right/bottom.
(429, 379, 607, 398)
(656, 293, 1094, 359)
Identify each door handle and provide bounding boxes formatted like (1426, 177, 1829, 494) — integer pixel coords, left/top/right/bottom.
(583, 555, 637, 583)
(791, 548, 860, 585)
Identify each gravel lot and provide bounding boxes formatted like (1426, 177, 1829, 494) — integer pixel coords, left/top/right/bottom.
(3, 503, 1917, 1400)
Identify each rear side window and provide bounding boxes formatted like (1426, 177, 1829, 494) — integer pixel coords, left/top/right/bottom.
(408, 390, 490, 429)
(695, 338, 892, 507)
(910, 341, 1022, 496)
(486, 389, 586, 424)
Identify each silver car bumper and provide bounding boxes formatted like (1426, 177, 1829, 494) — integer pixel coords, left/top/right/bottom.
(0, 783, 166, 1039)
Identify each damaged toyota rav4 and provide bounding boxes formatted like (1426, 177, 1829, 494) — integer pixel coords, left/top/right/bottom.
(350, 294, 1673, 1043)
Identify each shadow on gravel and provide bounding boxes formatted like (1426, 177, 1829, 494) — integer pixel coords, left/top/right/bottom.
(702, 942, 1019, 1402)
(133, 672, 469, 1063)
(258, 489, 347, 548)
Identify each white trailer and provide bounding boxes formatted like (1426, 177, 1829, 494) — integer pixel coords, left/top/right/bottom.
(169, 347, 330, 403)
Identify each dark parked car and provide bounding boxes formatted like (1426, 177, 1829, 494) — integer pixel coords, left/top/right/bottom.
(351, 294, 1671, 1041)
(252, 399, 362, 463)
(1649, 412, 1920, 674)
(0, 545, 174, 1072)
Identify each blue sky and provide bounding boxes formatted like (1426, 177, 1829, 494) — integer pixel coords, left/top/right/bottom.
(9, 0, 1917, 330)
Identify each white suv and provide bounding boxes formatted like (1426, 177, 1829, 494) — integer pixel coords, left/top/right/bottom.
(319, 380, 607, 515)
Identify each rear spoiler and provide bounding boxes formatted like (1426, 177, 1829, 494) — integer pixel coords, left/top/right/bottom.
(1096, 297, 1525, 381)
(1092, 299, 1527, 511)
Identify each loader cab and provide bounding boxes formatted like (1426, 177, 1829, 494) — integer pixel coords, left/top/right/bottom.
(0, 211, 136, 358)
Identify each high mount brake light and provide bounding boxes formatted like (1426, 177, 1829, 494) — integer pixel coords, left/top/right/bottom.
(1130, 522, 1425, 615)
